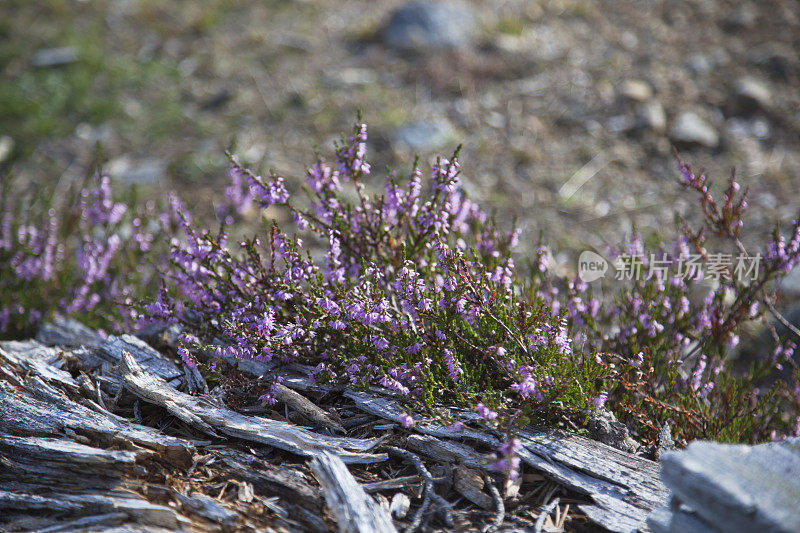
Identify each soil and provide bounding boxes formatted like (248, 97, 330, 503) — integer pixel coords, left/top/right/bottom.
(2, 0, 799, 268)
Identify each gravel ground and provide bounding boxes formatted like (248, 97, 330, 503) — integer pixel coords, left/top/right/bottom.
(2, 0, 799, 270)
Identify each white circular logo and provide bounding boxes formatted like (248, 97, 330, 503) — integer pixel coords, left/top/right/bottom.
(578, 251, 609, 282)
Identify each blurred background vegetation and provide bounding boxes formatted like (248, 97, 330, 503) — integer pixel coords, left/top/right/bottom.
(1, 0, 799, 273)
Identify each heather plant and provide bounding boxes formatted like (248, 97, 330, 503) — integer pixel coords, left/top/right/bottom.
(533, 158, 800, 444)
(3, 119, 799, 461)
(0, 172, 183, 338)
(142, 123, 609, 456)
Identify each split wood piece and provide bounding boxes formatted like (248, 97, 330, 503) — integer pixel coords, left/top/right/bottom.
(342, 389, 667, 533)
(187, 447, 331, 532)
(174, 492, 239, 528)
(310, 451, 398, 533)
(0, 340, 79, 392)
(119, 350, 387, 464)
(344, 390, 500, 447)
(362, 476, 422, 493)
(0, 345, 195, 468)
(37, 332, 185, 397)
(274, 383, 345, 433)
(0, 490, 184, 530)
(211, 448, 324, 509)
(517, 427, 668, 533)
(0, 434, 186, 530)
(454, 467, 493, 510)
(100, 334, 184, 384)
(35, 315, 105, 348)
(405, 434, 486, 470)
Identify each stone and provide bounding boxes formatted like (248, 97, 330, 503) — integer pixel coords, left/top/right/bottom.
(382, 1, 478, 53)
(721, 5, 757, 33)
(640, 100, 667, 133)
(389, 493, 410, 519)
(731, 77, 772, 115)
(31, 46, 78, 68)
(649, 438, 800, 533)
(606, 114, 634, 133)
(669, 111, 719, 148)
(0, 136, 13, 163)
(779, 264, 800, 298)
(686, 54, 713, 75)
(108, 157, 167, 185)
(392, 119, 455, 152)
(620, 79, 652, 103)
(652, 423, 675, 461)
(588, 410, 640, 454)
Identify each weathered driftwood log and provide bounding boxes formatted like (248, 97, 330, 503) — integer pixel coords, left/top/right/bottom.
(119, 350, 387, 465)
(342, 389, 668, 532)
(0, 335, 343, 531)
(1, 319, 672, 532)
(0, 341, 196, 467)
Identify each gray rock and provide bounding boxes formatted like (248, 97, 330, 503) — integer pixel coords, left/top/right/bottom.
(640, 100, 667, 133)
(731, 77, 772, 114)
(0, 136, 13, 163)
(108, 158, 167, 185)
(749, 44, 794, 81)
(620, 79, 652, 103)
(382, 1, 478, 52)
(652, 423, 675, 461)
(606, 114, 634, 133)
(779, 264, 800, 298)
(588, 410, 640, 454)
(686, 54, 713, 75)
(670, 111, 719, 148)
(393, 119, 456, 152)
(31, 46, 78, 68)
(649, 438, 800, 533)
(721, 5, 757, 33)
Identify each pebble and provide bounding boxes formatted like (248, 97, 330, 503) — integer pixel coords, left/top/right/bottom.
(0, 136, 13, 163)
(669, 111, 719, 148)
(732, 76, 772, 114)
(108, 157, 167, 185)
(620, 79, 652, 103)
(389, 493, 411, 519)
(752, 47, 794, 81)
(382, 1, 478, 52)
(393, 119, 456, 152)
(640, 100, 667, 133)
(31, 46, 78, 68)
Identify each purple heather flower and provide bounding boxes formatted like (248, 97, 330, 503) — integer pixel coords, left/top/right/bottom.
(592, 391, 609, 409)
(690, 354, 707, 392)
(476, 403, 498, 421)
(399, 413, 414, 428)
(177, 346, 198, 369)
(443, 349, 463, 381)
(407, 342, 422, 355)
(511, 377, 539, 399)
